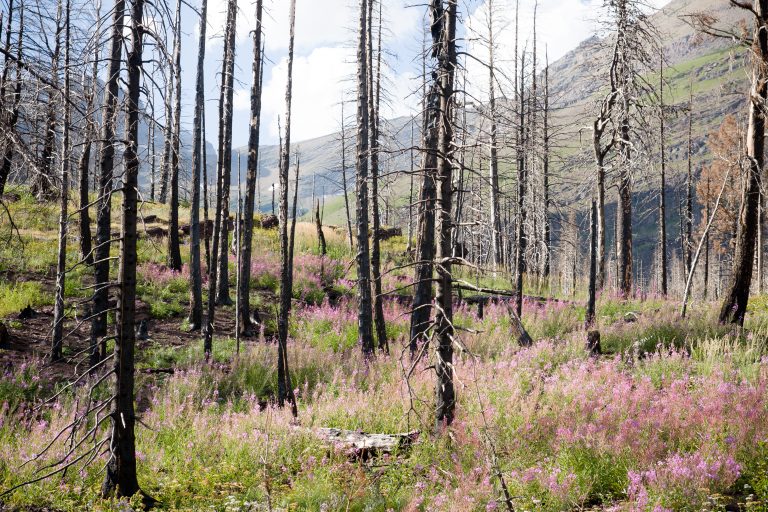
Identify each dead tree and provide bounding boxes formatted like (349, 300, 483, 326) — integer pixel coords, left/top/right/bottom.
(276, 0, 298, 418)
(338, 99, 354, 249)
(91, 0, 125, 366)
(409, 35, 438, 355)
(215, 0, 237, 306)
(658, 55, 668, 296)
(32, 0, 62, 201)
(166, 0, 182, 271)
(204, 0, 238, 354)
(586, 200, 597, 327)
(101, 0, 147, 498)
(355, 0, 374, 356)
(368, 0, 387, 353)
(77, 4, 100, 265)
(50, 0, 70, 362)
(432, 0, 457, 429)
(237, 0, 264, 337)
(0, 0, 23, 196)
(187, 0, 208, 331)
(719, 0, 768, 325)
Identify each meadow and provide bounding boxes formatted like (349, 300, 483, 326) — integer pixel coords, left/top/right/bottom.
(0, 188, 767, 511)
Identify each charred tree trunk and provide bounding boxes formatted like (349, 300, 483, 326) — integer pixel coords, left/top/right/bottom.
(433, 0, 457, 429)
(487, 0, 502, 271)
(238, 0, 264, 337)
(33, 1, 62, 201)
(91, 0, 125, 366)
(188, 0, 208, 331)
(0, 1, 22, 196)
(339, 100, 354, 249)
(542, 50, 551, 279)
(355, 0, 374, 356)
(719, 0, 768, 325)
(77, 12, 99, 265)
(368, 0, 387, 353)
(215, 0, 237, 306)
(101, 0, 146, 499)
(409, 79, 438, 353)
(586, 200, 597, 327)
(166, 0, 182, 271)
(658, 58, 668, 296)
(276, 0, 298, 417)
(514, 50, 527, 317)
(51, 0, 70, 362)
(315, 201, 327, 256)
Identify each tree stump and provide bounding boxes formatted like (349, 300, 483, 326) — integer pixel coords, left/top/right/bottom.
(507, 305, 533, 347)
(0, 323, 9, 349)
(587, 330, 602, 355)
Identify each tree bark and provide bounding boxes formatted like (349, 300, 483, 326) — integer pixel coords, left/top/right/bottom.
(719, 0, 767, 325)
(0, 0, 22, 197)
(368, 0, 387, 353)
(658, 57, 668, 296)
(51, 0, 70, 362)
(355, 0, 374, 356)
(433, 0, 457, 429)
(586, 200, 597, 327)
(32, 1, 62, 201)
(188, 0, 208, 331)
(277, 0, 298, 417)
(166, 0, 183, 271)
(91, 0, 124, 366)
(238, 0, 264, 336)
(215, 0, 237, 306)
(102, 0, 145, 498)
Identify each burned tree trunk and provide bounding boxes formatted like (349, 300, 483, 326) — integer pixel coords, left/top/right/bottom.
(409, 80, 438, 354)
(32, 0, 62, 201)
(102, 0, 146, 498)
(368, 0, 387, 353)
(276, 0, 298, 417)
(433, 0, 457, 429)
(719, 0, 768, 325)
(166, 0, 182, 271)
(355, 0, 374, 356)
(51, 0, 70, 363)
(187, 0, 208, 331)
(215, 0, 237, 306)
(91, 0, 125, 366)
(77, 9, 100, 265)
(658, 57, 668, 296)
(238, 0, 264, 337)
(315, 201, 327, 256)
(0, 1, 23, 197)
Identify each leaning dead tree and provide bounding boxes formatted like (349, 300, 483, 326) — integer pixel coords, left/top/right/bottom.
(718, 0, 768, 325)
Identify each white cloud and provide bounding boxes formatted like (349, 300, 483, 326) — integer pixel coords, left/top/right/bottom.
(259, 46, 356, 142)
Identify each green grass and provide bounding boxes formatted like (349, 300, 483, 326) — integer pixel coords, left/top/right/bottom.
(0, 281, 52, 318)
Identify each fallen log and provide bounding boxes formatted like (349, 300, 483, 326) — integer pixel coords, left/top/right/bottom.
(311, 428, 420, 460)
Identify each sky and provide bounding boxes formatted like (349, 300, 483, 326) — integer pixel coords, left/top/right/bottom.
(174, 0, 669, 149)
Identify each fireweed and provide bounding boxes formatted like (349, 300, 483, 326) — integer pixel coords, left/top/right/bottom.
(1, 331, 766, 510)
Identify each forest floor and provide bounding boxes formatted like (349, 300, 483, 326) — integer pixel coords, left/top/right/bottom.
(1, 187, 768, 511)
